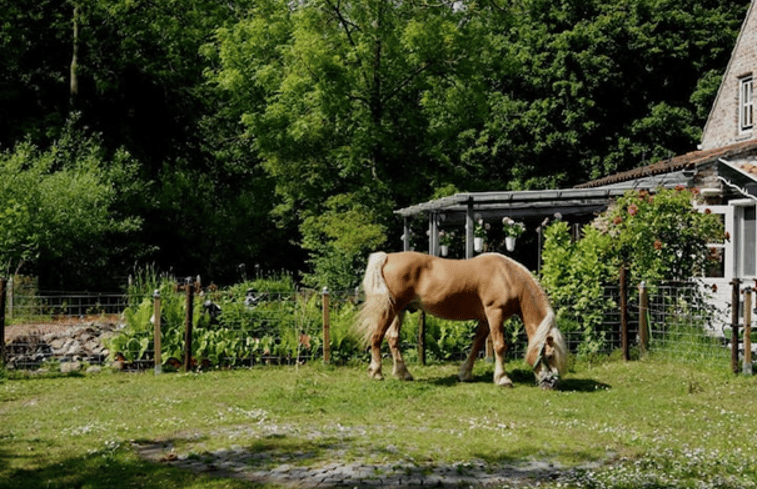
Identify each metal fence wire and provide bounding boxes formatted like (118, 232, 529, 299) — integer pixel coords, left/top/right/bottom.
(0, 280, 743, 371)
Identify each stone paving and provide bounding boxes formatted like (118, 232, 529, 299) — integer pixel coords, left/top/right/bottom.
(133, 425, 602, 488)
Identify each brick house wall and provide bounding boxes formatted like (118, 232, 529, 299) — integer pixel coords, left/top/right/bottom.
(701, 0, 757, 150)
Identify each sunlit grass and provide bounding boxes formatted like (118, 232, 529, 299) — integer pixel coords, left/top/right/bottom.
(1, 356, 756, 488)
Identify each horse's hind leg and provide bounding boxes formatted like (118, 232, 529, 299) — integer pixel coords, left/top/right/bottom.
(368, 310, 396, 380)
(459, 320, 489, 382)
(387, 311, 413, 381)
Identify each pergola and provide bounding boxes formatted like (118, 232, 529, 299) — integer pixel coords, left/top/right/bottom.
(394, 187, 643, 260)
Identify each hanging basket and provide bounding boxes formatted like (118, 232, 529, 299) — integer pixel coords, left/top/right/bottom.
(474, 237, 484, 252)
(505, 236, 516, 252)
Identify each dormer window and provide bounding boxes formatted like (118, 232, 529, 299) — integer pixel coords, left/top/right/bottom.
(740, 75, 753, 133)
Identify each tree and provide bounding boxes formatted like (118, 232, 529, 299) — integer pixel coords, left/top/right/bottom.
(0, 128, 142, 289)
(208, 0, 480, 282)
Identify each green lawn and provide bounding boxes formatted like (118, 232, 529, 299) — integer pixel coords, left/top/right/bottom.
(1, 357, 755, 488)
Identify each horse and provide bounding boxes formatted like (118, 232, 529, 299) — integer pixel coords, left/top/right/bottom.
(355, 251, 567, 389)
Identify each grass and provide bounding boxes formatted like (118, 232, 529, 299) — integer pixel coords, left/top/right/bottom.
(1, 356, 756, 488)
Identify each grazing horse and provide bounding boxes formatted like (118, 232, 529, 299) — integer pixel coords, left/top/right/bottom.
(356, 251, 567, 389)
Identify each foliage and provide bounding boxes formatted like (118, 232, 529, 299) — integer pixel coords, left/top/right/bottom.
(1, 0, 747, 288)
(0, 126, 142, 288)
(501, 217, 526, 238)
(596, 187, 726, 284)
(541, 220, 616, 355)
(300, 194, 387, 290)
(541, 187, 725, 356)
(112, 275, 365, 367)
(473, 215, 489, 239)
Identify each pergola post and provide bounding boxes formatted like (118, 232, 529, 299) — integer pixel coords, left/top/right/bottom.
(465, 202, 474, 259)
(428, 212, 439, 256)
(403, 217, 410, 251)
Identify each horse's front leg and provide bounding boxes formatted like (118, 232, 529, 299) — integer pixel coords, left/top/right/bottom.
(487, 309, 513, 387)
(387, 312, 413, 380)
(459, 320, 489, 382)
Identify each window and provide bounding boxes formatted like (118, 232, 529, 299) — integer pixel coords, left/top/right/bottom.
(740, 75, 754, 133)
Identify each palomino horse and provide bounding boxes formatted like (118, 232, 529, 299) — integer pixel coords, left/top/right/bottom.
(356, 251, 567, 389)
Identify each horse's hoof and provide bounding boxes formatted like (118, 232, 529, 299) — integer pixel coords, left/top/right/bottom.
(396, 372, 414, 381)
(496, 377, 514, 388)
(368, 368, 384, 380)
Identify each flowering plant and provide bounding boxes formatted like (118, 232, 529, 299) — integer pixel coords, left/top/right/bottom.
(438, 230, 454, 246)
(502, 217, 526, 238)
(474, 218, 489, 238)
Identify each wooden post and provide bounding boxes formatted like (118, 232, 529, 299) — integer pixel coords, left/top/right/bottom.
(183, 280, 194, 371)
(744, 287, 753, 376)
(322, 287, 330, 364)
(418, 311, 426, 366)
(638, 281, 649, 355)
(620, 266, 629, 361)
(0, 277, 6, 364)
(153, 289, 162, 375)
(731, 278, 741, 374)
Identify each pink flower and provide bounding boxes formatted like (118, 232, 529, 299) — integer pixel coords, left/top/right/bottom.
(654, 240, 663, 251)
(628, 204, 639, 216)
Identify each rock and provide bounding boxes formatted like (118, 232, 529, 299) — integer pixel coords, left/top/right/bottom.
(5, 321, 121, 369)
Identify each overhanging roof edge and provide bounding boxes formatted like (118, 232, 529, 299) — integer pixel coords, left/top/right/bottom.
(394, 187, 641, 217)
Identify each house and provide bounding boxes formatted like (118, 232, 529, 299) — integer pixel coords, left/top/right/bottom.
(395, 0, 757, 326)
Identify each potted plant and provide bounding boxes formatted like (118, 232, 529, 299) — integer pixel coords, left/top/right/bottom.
(502, 217, 525, 252)
(438, 230, 454, 256)
(474, 217, 489, 252)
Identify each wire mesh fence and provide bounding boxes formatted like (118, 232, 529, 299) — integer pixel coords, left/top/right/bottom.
(0, 276, 747, 373)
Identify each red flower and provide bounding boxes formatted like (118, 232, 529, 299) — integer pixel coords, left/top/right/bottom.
(704, 208, 712, 214)
(654, 240, 663, 251)
(613, 216, 623, 225)
(675, 185, 685, 192)
(628, 204, 639, 216)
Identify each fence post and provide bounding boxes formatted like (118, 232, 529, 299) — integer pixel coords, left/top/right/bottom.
(183, 279, 194, 371)
(7, 275, 12, 320)
(418, 311, 426, 366)
(744, 287, 753, 376)
(322, 287, 330, 364)
(0, 277, 6, 364)
(731, 278, 741, 374)
(620, 266, 629, 361)
(638, 281, 649, 355)
(153, 289, 162, 375)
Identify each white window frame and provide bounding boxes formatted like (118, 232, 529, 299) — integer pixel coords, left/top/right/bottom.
(698, 205, 733, 281)
(733, 200, 757, 279)
(740, 75, 754, 134)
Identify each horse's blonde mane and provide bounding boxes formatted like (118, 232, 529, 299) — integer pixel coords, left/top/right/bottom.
(526, 308, 568, 375)
(355, 252, 393, 347)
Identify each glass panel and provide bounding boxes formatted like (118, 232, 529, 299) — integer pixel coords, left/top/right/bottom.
(704, 246, 725, 278)
(743, 206, 756, 276)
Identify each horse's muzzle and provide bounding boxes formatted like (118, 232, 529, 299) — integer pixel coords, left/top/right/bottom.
(538, 374, 560, 390)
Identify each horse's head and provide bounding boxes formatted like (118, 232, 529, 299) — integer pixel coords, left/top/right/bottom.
(531, 334, 562, 390)
(526, 310, 567, 390)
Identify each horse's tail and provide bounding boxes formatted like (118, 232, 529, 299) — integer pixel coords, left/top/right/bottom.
(527, 307, 568, 375)
(355, 251, 393, 347)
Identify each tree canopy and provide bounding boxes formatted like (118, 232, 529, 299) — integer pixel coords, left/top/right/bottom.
(0, 0, 748, 289)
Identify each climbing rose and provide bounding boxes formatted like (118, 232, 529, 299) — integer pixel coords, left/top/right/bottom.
(654, 240, 663, 251)
(628, 204, 639, 216)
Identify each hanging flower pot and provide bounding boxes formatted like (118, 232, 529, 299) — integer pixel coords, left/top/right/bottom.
(440, 245, 449, 257)
(505, 236, 516, 252)
(474, 237, 484, 252)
